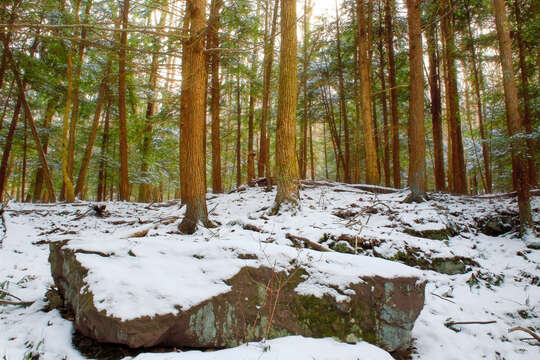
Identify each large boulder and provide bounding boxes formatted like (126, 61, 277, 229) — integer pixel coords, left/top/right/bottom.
(49, 237, 425, 352)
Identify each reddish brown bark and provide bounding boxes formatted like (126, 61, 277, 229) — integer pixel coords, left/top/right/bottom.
(118, 0, 130, 201)
(272, 0, 299, 212)
(426, 23, 445, 191)
(493, 0, 532, 235)
(178, 0, 211, 233)
(384, 0, 400, 188)
(440, 0, 467, 194)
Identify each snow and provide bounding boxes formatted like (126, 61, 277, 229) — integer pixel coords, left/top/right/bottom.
(127, 336, 394, 360)
(0, 183, 539, 359)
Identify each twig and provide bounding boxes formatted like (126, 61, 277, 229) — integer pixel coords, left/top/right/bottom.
(509, 326, 540, 342)
(0, 299, 34, 307)
(285, 233, 331, 252)
(430, 292, 456, 304)
(0, 289, 22, 301)
(445, 320, 496, 328)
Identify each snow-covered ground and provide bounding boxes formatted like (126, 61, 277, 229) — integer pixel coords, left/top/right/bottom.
(0, 183, 538, 359)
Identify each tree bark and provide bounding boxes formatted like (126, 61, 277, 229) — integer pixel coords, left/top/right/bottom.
(67, 0, 93, 184)
(75, 62, 111, 198)
(272, 0, 299, 213)
(97, 97, 111, 202)
(0, 97, 21, 202)
(440, 0, 467, 194)
(118, 0, 130, 201)
(258, 0, 279, 179)
(356, 0, 379, 185)
(513, 0, 537, 187)
(5, 47, 56, 202)
(384, 0, 400, 188)
(32, 99, 55, 202)
(465, 4, 491, 193)
(207, 0, 223, 193)
(61, 50, 76, 202)
(492, 0, 532, 236)
(336, 3, 350, 183)
(426, 22, 445, 191)
(178, 0, 211, 233)
(236, 74, 242, 188)
(405, 0, 426, 202)
(377, 35, 391, 187)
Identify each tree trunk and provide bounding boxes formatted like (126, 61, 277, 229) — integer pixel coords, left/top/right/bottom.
(235, 74, 242, 188)
(75, 61, 111, 198)
(352, 16, 362, 183)
(405, 0, 426, 202)
(440, 0, 467, 194)
(61, 50, 76, 202)
(67, 0, 93, 184)
(356, 0, 379, 185)
(513, 0, 537, 187)
(492, 0, 532, 236)
(465, 4, 491, 193)
(6, 48, 56, 202)
(207, 0, 223, 193)
(299, 0, 312, 180)
(258, 0, 279, 179)
(336, 4, 350, 183)
(97, 97, 111, 202)
(33, 99, 55, 202)
(426, 22, 445, 191)
(118, 0, 130, 201)
(178, 0, 211, 234)
(309, 113, 315, 180)
(377, 37, 391, 187)
(0, 97, 21, 202)
(272, 0, 299, 213)
(384, 0, 400, 188)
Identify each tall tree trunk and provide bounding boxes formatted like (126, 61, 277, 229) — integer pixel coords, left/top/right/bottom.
(440, 0, 467, 194)
(180, 1, 191, 201)
(321, 82, 345, 176)
(426, 23, 445, 191)
(405, 0, 426, 202)
(377, 37, 391, 187)
(235, 74, 242, 188)
(67, 0, 93, 184)
(5, 48, 56, 202)
(272, 0, 299, 213)
(208, 0, 223, 193)
(178, 0, 211, 233)
(97, 97, 111, 202)
(352, 15, 362, 183)
(356, 0, 379, 185)
(513, 0, 537, 187)
(465, 4, 491, 193)
(299, 0, 312, 180)
(75, 62, 111, 198)
(309, 112, 315, 180)
(492, 0, 532, 237)
(0, 97, 21, 202)
(61, 51, 76, 202)
(118, 0, 130, 201)
(336, 3, 350, 183)
(33, 99, 55, 202)
(384, 0, 400, 188)
(258, 0, 279, 179)
(138, 8, 167, 202)
(21, 110, 27, 201)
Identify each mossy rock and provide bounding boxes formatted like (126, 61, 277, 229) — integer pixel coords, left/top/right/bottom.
(49, 242, 425, 352)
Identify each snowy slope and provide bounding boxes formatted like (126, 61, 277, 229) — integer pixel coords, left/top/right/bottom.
(0, 183, 538, 359)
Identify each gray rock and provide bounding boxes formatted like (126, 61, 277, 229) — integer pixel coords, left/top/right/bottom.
(49, 241, 425, 352)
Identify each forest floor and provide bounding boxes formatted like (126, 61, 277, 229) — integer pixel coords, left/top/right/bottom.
(0, 182, 539, 360)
